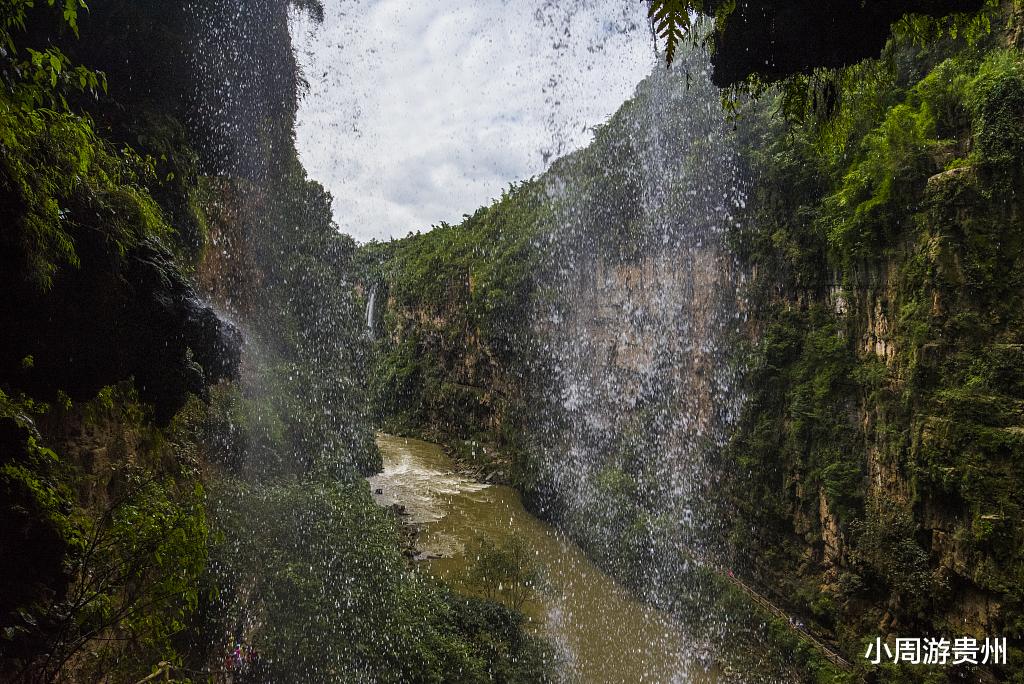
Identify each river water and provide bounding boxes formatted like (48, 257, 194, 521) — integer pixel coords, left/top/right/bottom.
(369, 433, 719, 683)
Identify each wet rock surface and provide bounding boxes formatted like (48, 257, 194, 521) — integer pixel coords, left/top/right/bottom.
(0, 235, 241, 423)
(705, 0, 987, 86)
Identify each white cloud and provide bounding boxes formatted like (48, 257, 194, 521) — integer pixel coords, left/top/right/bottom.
(291, 0, 655, 242)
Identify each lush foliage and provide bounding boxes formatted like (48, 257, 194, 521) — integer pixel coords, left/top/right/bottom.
(366, 182, 548, 446)
(0, 385, 210, 682)
(0, 0, 169, 290)
(463, 537, 540, 612)
(1, 0, 106, 111)
(0, 3, 223, 678)
(724, 16, 1024, 680)
(646, 0, 707, 66)
(205, 479, 553, 683)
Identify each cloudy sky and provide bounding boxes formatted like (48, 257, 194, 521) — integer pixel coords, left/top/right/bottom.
(290, 0, 655, 242)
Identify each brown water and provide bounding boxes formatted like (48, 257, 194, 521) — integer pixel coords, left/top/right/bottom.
(369, 434, 718, 684)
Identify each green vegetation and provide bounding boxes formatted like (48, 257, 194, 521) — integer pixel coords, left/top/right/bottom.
(463, 537, 540, 612)
(204, 481, 552, 683)
(1, 2, 222, 677)
(0, 0, 137, 290)
(365, 182, 548, 446)
(723, 13, 1024, 681)
(0, 384, 210, 682)
(0, 103, 166, 289)
(1, 0, 553, 680)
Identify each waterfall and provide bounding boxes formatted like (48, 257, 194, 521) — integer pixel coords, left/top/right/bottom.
(185, 2, 753, 678)
(366, 282, 378, 336)
(527, 47, 749, 650)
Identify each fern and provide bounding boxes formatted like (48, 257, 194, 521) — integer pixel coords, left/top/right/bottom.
(647, 0, 696, 67)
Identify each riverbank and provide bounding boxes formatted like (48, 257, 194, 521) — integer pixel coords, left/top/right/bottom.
(372, 429, 856, 682)
(369, 433, 723, 683)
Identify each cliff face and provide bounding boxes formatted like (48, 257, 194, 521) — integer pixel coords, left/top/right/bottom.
(366, 183, 547, 456)
(372, 8, 1024, 680)
(543, 251, 736, 425)
(724, 13, 1024, 677)
(704, 0, 988, 86)
(3, 2, 558, 680)
(0, 1, 369, 678)
(527, 242, 744, 567)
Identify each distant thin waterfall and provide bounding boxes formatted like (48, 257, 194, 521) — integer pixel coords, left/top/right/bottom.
(366, 283, 378, 336)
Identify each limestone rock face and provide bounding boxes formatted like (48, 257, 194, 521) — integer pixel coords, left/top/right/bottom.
(705, 0, 987, 86)
(0, 233, 241, 424)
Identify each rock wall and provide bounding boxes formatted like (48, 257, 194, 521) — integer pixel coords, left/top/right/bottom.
(723, 12, 1024, 677)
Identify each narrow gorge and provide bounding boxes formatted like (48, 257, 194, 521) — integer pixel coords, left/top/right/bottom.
(1, 1, 1023, 683)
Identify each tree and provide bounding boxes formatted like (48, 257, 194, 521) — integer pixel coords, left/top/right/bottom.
(465, 537, 540, 612)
